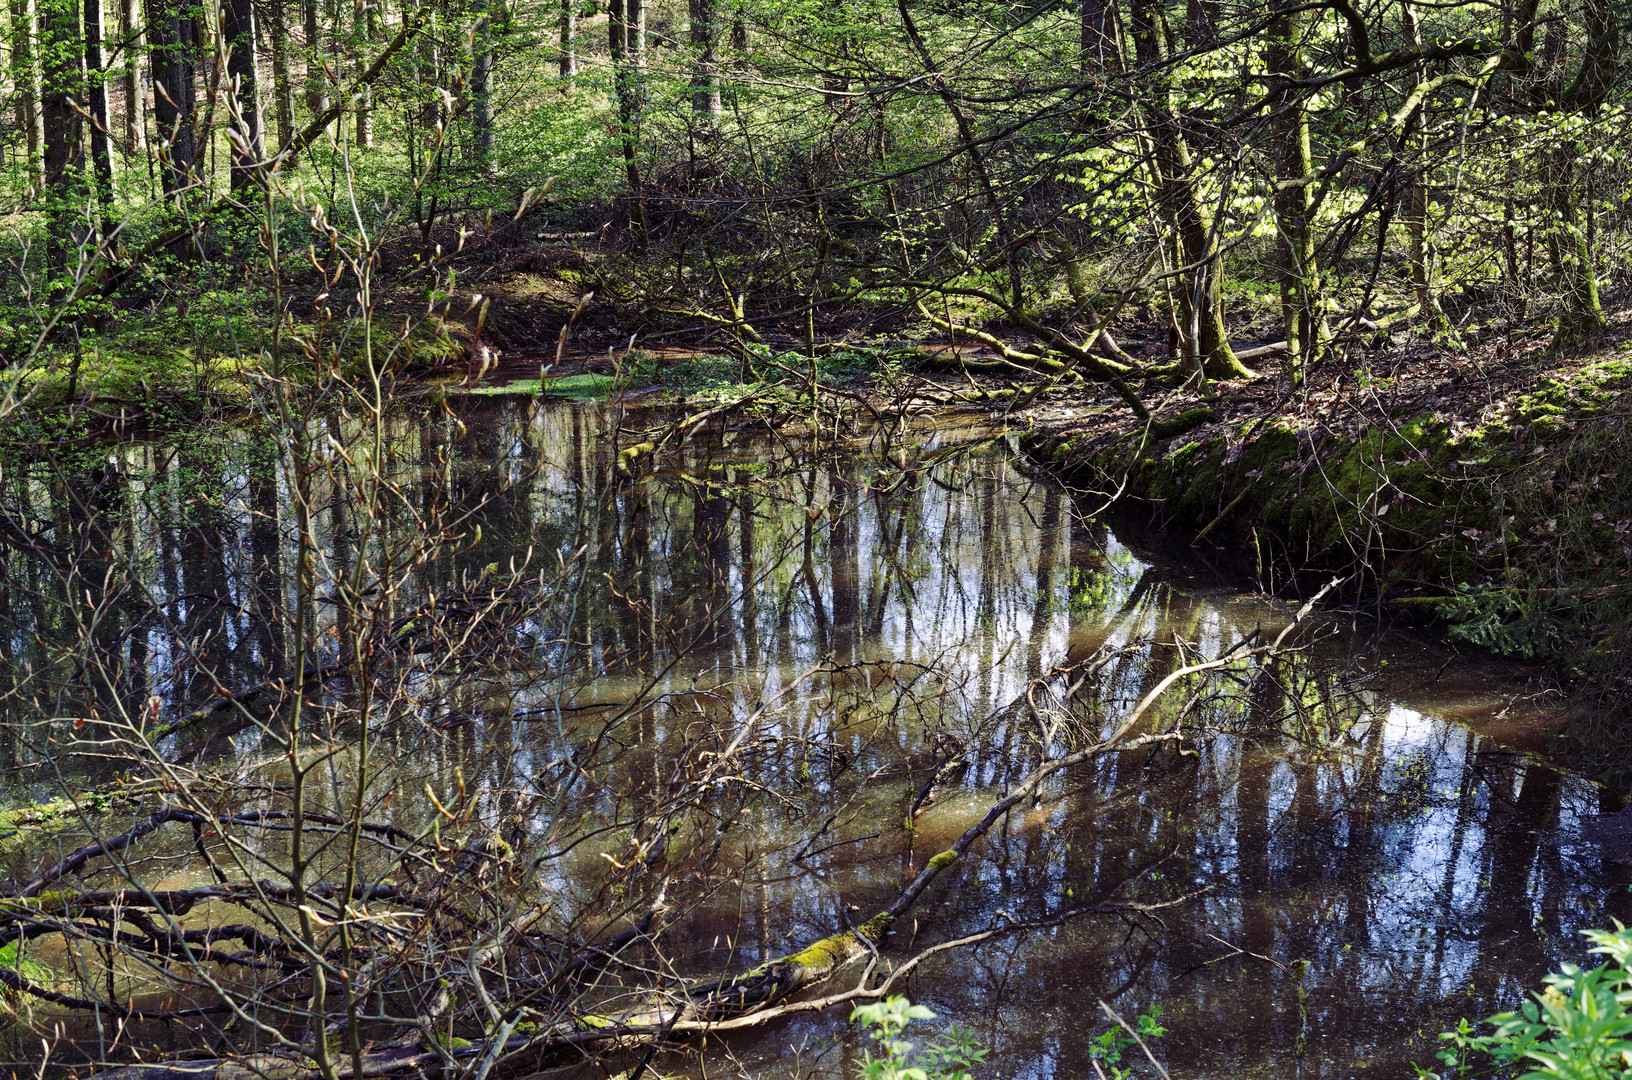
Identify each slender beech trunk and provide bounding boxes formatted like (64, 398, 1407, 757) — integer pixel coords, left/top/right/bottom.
(223, 0, 261, 189)
(557, 0, 575, 80)
(1267, 0, 1326, 379)
(353, 0, 372, 146)
(1080, 0, 1114, 72)
(627, 0, 643, 65)
(303, 0, 326, 134)
(1400, 0, 1447, 331)
(609, 0, 645, 243)
(10, 0, 45, 190)
(40, 0, 83, 279)
(118, 0, 143, 152)
(1128, 0, 1247, 380)
(1184, 0, 1216, 49)
(1547, 0, 1616, 349)
(690, 0, 720, 126)
(470, 0, 491, 159)
(83, 0, 115, 235)
(268, 0, 296, 157)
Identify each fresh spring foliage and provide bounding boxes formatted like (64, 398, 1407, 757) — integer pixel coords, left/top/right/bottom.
(851, 995, 1167, 1080)
(851, 996, 987, 1080)
(1424, 925, 1632, 1079)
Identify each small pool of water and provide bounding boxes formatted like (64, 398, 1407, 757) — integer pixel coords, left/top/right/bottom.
(1, 395, 1623, 1078)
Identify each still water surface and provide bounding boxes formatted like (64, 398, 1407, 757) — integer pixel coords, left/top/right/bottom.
(1, 394, 1623, 1078)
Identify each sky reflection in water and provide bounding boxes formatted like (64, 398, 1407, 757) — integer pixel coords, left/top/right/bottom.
(2, 396, 1624, 1079)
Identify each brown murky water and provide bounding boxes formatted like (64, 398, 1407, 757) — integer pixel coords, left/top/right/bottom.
(1, 395, 1623, 1078)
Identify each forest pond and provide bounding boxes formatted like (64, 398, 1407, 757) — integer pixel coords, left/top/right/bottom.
(2, 393, 1625, 1079)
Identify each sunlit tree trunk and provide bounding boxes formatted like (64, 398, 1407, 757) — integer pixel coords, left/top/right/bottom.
(557, 0, 575, 80)
(83, 0, 115, 235)
(1128, 0, 1248, 381)
(353, 0, 373, 146)
(1547, 0, 1615, 350)
(40, 0, 84, 278)
(267, 0, 296, 158)
(609, 0, 645, 243)
(1400, 0, 1447, 332)
(1266, 0, 1326, 380)
(118, 0, 144, 153)
(470, 0, 491, 159)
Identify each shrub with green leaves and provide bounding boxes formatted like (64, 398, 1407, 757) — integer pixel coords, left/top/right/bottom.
(850, 996, 987, 1080)
(1424, 925, 1632, 1079)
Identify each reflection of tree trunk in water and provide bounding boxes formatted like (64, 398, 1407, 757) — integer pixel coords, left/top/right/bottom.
(736, 473, 759, 671)
(620, 490, 652, 673)
(1025, 486, 1060, 680)
(248, 436, 286, 676)
(327, 475, 352, 698)
(693, 461, 733, 651)
(828, 463, 859, 662)
(801, 466, 829, 655)
(1238, 675, 1280, 959)
(1340, 718, 1387, 947)
(1426, 729, 1481, 985)
(569, 407, 586, 492)
(1470, 763, 1560, 1011)
(976, 470, 997, 714)
(1110, 586, 1194, 786)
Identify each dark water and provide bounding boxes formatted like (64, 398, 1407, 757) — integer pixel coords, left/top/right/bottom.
(0, 394, 1623, 1078)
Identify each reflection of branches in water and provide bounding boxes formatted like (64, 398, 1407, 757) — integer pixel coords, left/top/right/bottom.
(0, 392, 1422, 1079)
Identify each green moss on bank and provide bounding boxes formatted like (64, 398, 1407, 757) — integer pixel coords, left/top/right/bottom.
(1025, 353, 1632, 711)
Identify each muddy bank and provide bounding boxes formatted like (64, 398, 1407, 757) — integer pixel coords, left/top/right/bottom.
(1018, 321, 1632, 728)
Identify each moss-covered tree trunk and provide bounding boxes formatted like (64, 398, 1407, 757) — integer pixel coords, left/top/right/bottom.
(1545, 147, 1603, 350)
(1266, 0, 1327, 381)
(1128, 0, 1251, 382)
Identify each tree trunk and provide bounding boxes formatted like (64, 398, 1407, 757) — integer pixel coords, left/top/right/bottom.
(1128, 0, 1248, 381)
(1184, 0, 1216, 49)
(627, 0, 644, 66)
(10, 0, 45, 190)
(470, 0, 491, 158)
(303, 0, 326, 134)
(83, 0, 115, 236)
(689, 0, 720, 125)
(1546, 148, 1602, 349)
(145, 0, 196, 195)
(353, 0, 372, 146)
(118, 0, 143, 152)
(40, 0, 83, 278)
(1267, 0, 1326, 380)
(268, 0, 296, 159)
(609, 0, 645, 244)
(222, 0, 261, 190)
(1080, 0, 1115, 72)
(1399, 0, 1449, 332)
(557, 0, 574, 80)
